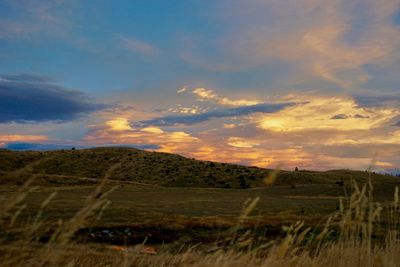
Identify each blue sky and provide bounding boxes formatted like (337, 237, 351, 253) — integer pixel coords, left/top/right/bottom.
(1, 0, 400, 170)
(0, 0, 232, 94)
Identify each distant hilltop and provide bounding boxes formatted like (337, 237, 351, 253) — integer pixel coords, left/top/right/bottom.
(1, 147, 399, 189)
(377, 169, 400, 177)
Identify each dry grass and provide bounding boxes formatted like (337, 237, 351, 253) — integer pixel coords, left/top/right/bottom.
(1, 161, 400, 266)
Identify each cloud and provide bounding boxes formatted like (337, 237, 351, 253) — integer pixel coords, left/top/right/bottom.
(354, 114, 370, 119)
(4, 142, 160, 151)
(0, 134, 48, 147)
(141, 127, 164, 134)
(184, 0, 400, 89)
(0, 73, 53, 83)
(223, 123, 236, 129)
(0, 0, 77, 40)
(77, 91, 400, 171)
(323, 130, 400, 146)
(168, 105, 202, 114)
(227, 137, 259, 148)
(0, 74, 107, 123)
(177, 86, 188, 93)
(119, 36, 157, 57)
(330, 114, 370, 119)
(106, 118, 133, 131)
(84, 120, 198, 154)
(331, 114, 349, 120)
(191, 87, 262, 106)
(354, 92, 400, 108)
(137, 102, 294, 127)
(257, 94, 398, 132)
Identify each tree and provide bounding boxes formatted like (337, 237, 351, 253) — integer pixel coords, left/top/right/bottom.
(238, 175, 249, 189)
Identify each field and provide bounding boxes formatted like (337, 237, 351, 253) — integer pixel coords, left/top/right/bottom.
(1, 148, 400, 266)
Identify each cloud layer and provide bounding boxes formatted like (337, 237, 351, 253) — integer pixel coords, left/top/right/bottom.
(1, 1, 399, 171)
(184, 0, 400, 90)
(137, 102, 294, 127)
(74, 89, 400, 171)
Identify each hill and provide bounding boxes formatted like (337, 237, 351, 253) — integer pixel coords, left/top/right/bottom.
(378, 168, 400, 177)
(0, 147, 397, 188)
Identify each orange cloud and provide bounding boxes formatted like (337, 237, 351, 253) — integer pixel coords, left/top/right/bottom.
(85, 119, 199, 154)
(83, 90, 400, 171)
(227, 137, 259, 148)
(0, 134, 48, 147)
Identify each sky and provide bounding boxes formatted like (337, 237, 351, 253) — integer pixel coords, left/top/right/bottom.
(0, 0, 400, 170)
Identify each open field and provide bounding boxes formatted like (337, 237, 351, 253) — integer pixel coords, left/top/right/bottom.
(1, 148, 400, 266)
(2, 179, 400, 266)
(1, 169, 399, 245)
(0, 184, 341, 244)
(0, 184, 346, 222)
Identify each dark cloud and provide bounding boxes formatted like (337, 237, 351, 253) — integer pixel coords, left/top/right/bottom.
(354, 93, 400, 107)
(354, 114, 369, 119)
(5, 142, 160, 151)
(0, 74, 107, 123)
(137, 102, 294, 127)
(331, 114, 348, 120)
(394, 121, 400, 127)
(331, 114, 370, 120)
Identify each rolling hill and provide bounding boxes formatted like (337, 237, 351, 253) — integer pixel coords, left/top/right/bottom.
(0, 147, 398, 188)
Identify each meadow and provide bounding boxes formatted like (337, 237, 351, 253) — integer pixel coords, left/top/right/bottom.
(1, 148, 400, 266)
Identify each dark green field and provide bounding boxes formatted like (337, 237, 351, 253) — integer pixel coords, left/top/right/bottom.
(0, 184, 344, 223)
(0, 183, 358, 245)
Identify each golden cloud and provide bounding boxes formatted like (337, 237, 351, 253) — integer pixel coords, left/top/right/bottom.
(106, 118, 133, 131)
(141, 127, 164, 134)
(85, 118, 198, 154)
(257, 95, 398, 132)
(82, 90, 400, 171)
(227, 137, 259, 148)
(325, 130, 400, 146)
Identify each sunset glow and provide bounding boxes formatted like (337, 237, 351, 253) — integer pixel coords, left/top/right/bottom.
(0, 0, 399, 171)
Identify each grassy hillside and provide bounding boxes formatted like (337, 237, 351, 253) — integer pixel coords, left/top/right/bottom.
(0, 147, 397, 188)
(1, 148, 400, 266)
